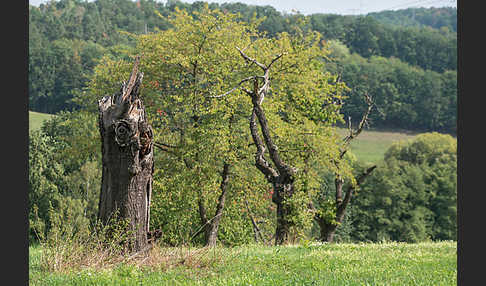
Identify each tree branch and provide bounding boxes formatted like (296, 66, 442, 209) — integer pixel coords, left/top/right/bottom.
(244, 197, 265, 243)
(342, 93, 375, 152)
(236, 46, 267, 71)
(207, 76, 263, 98)
(249, 109, 278, 180)
(267, 52, 287, 70)
(337, 165, 377, 219)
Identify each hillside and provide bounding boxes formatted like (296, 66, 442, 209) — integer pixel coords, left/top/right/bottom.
(368, 7, 457, 31)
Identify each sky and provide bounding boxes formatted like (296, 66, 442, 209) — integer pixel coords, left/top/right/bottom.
(28, 0, 457, 15)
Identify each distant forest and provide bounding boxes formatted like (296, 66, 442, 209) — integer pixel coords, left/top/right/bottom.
(29, 0, 457, 134)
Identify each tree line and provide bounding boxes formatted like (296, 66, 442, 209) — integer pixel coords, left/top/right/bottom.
(29, 0, 456, 134)
(29, 6, 456, 247)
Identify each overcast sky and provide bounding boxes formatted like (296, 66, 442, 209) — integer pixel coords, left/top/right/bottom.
(29, 0, 457, 15)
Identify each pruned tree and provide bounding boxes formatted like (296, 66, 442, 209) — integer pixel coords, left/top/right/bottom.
(312, 93, 377, 242)
(212, 26, 350, 245)
(234, 48, 299, 245)
(97, 56, 154, 252)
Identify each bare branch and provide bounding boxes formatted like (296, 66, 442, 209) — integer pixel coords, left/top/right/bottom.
(241, 87, 253, 95)
(338, 165, 377, 217)
(208, 86, 240, 99)
(267, 52, 287, 70)
(154, 141, 178, 149)
(207, 76, 263, 98)
(342, 93, 375, 151)
(244, 197, 265, 243)
(236, 46, 267, 71)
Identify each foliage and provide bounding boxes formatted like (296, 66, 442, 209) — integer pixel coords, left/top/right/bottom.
(29, 111, 102, 243)
(28, 0, 457, 249)
(368, 7, 457, 32)
(29, 129, 67, 242)
(350, 132, 457, 242)
(309, 14, 456, 73)
(325, 45, 457, 134)
(85, 6, 353, 245)
(30, 0, 456, 135)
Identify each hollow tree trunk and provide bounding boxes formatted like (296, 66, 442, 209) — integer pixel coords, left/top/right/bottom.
(97, 58, 154, 252)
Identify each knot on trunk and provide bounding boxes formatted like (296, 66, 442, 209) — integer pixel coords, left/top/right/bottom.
(115, 119, 136, 147)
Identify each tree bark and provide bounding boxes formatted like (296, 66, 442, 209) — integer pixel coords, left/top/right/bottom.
(205, 163, 230, 246)
(249, 86, 296, 245)
(97, 57, 154, 252)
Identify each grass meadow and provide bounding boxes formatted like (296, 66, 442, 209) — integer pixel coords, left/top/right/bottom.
(336, 127, 418, 163)
(29, 241, 456, 286)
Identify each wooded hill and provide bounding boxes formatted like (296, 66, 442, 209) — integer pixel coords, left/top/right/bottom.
(29, 0, 457, 134)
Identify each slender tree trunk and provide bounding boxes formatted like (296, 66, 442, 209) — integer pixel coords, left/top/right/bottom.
(195, 163, 230, 247)
(97, 58, 154, 252)
(316, 165, 376, 243)
(205, 163, 230, 247)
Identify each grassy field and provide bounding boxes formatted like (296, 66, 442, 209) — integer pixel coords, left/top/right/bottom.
(29, 111, 55, 132)
(29, 241, 456, 286)
(336, 128, 418, 163)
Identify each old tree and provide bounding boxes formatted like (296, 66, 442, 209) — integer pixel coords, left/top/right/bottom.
(97, 57, 154, 252)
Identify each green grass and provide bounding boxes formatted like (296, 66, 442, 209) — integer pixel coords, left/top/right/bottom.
(337, 128, 419, 163)
(29, 111, 55, 132)
(29, 241, 456, 286)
